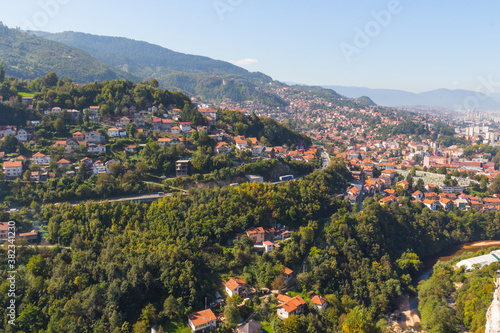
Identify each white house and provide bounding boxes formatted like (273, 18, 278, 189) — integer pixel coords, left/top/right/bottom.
(158, 138, 170, 147)
(85, 131, 104, 143)
(263, 240, 274, 253)
(32, 152, 51, 165)
(3, 161, 23, 178)
(108, 128, 126, 137)
(187, 309, 217, 333)
(15, 128, 29, 142)
(225, 278, 247, 297)
(88, 144, 106, 154)
(252, 145, 266, 157)
(311, 295, 328, 311)
(214, 142, 232, 154)
(423, 199, 437, 210)
(0, 126, 17, 138)
(277, 296, 306, 320)
(180, 122, 191, 132)
(92, 161, 106, 174)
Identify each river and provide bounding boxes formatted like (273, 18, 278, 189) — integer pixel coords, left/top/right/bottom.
(394, 240, 500, 331)
(418, 240, 500, 282)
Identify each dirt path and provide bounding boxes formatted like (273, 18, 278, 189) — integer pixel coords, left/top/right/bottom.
(392, 295, 421, 331)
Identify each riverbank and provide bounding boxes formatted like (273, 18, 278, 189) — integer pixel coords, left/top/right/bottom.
(390, 240, 500, 332)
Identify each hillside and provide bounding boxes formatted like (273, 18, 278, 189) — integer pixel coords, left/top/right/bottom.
(30, 30, 282, 105)
(0, 24, 136, 83)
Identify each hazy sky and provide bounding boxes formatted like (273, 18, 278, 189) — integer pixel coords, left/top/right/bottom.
(2, 0, 500, 93)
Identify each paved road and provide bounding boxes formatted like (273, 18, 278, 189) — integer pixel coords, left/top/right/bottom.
(320, 151, 331, 170)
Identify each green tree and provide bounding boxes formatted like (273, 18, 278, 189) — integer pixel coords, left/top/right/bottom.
(26, 254, 46, 276)
(342, 306, 376, 333)
(224, 305, 240, 327)
(44, 71, 58, 87)
(150, 78, 159, 88)
(281, 315, 301, 333)
(0, 61, 5, 82)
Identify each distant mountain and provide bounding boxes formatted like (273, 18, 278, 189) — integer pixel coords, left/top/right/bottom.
(324, 85, 500, 111)
(0, 24, 135, 83)
(32, 30, 271, 82)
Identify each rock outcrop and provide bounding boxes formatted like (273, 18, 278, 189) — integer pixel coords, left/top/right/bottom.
(486, 287, 500, 332)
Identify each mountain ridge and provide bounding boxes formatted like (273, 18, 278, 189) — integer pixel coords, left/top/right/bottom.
(0, 24, 136, 83)
(323, 85, 500, 110)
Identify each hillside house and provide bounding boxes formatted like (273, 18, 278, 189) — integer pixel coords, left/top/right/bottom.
(277, 296, 306, 320)
(85, 131, 104, 143)
(3, 161, 22, 178)
(311, 295, 328, 311)
(236, 320, 263, 333)
(225, 278, 247, 297)
(187, 309, 217, 333)
(32, 152, 51, 165)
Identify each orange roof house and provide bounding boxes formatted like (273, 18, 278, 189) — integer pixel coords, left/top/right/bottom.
(277, 296, 306, 319)
(225, 278, 247, 297)
(187, 309, 216, 332)
(311, 295, 328, 311)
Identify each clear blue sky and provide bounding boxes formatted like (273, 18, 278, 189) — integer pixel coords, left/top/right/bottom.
(2, 0, 500, 93)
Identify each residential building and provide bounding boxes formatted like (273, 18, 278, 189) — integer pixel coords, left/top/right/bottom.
(246, 227, 265, 243)
(283, 267, 294, 282)
(225, 278, 247, 297)
(187, 309, 217, 333)
(88, 144, 106, 154)
(85, 131, 104, 143)
(277, 296, 306, 320)
(311, 295, 328, 311)
(439, 198, 454, 211)
(18, 229, 38, 243)
(57, 159, 71, 169)
(3, 161, 22, 178)
(423, 199, 437, 210)
(108, 128, 126, 137)
(176, 160, 190, 177)
(262, 240, 274, 253)
(236, 320, 263, 333)
(158, 138, 170, 147)
(92, 160, 106, 174)
(180, 122, 192, 132)
(0, 126, 17, 138)
(32, 152, 51, 165)
(214, 142, 232, 154)
(0, 222, 15, 242)
(15, 128, 30, 142)
(72, 131, 85, 141)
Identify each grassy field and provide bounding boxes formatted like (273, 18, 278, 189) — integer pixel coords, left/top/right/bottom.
(163, 321, 190, 333)
(262, 321, 273, 332)
(18, 92, 36, 97)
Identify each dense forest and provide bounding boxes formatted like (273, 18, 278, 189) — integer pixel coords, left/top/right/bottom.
(418, 249, 500, 332)
(0, 24, 134, 83)
(3, 160, 500, 332)
(32, 31, 271, 83)
(216, 110, 312, 147)
(0, 74, 190, 121)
